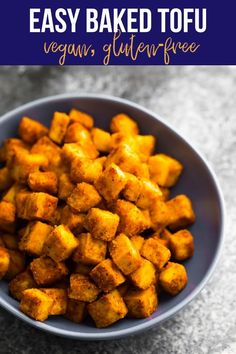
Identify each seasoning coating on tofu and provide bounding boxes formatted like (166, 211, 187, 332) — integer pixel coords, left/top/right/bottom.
(169, 229, 194, 261)
(68, 273, 100, 302)
(124, 285, 158, 318)
(41, 288, 68, 315)
(66, 299, 87, 323)
(110, 114, 139, 135)
(49, 112, 70, 144)
(18, 117, 48, 144)
(141, 238, 171, 270)
(0, 247, 10, 279)
(28, 171, 58, 194)
(9, 270, 37, 300)
(60, 205, 85, 233)
(30, 256, 68, 286)
(167, 195, 196, 231)
(58, 173, 75, 200)
(67, 183, 101, 213)
(4, 250, 25, 280)
(20, 288, 53, 321)
(159, 262, 188, 295)
(129, 258, 156, 290)
(69, 108, 94, 129)
(0, 201, 16, 233)
(91, 128, 111, 152)
(73, 233, 107, 265)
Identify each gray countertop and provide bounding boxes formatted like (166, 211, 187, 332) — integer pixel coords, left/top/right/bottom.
(0, 66, 235, 354)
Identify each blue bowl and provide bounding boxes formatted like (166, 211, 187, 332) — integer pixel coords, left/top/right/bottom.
(0, 94, 225, 340)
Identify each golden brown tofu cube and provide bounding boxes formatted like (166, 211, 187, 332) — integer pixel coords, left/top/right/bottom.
(0, 138, 29, 164)
(148, 154, 183, 187)
(67, 183, 101, 213)
(129, 258, 156, 290)
(19, 221, 53, 256)
(136, 178, 163, 209)
(0, 167, 13, 191)
(28, 171, 58, 194)
(16, 192, 58, 222)
(3, 183, 23, 204)
(91, 128, 111, 152)
(58, 173, 75, 200)
(1, 234, 18, 250)
(30, 256, 68, 286)
(90, 259, 125, 292)
(167, 195, 196, 231)
(0, 201, 16, 233)
(149, 200, 170, 231)
(62, 143, 91, 163)
(87, 289, 128, 328)
(60, 205, 85, 233)
(115, 200, 150, 236)
(159, 262, 188, 295)
(73, 233, 107, 265)
(110, 113, 139, 135)
(64, 122, 91, 144)
(70, 157, 102, 184)
(20, 288, 53, 321)
(169, 229, 194, 261)
(68, 273, 100, 302)
(109, 233, 142, 275)
(95, 163, 127, 202)
(122, 172, 141, 202)
(5, 250, 25, 280)
(0, 247, 10, 279)
(84, 208, 119, 241)
(49, 111, 70, 144)
(43, 224, 78, 262)
(124, 285, 158, 318)
(66, 299, 87, 323)
(18, 117, 48, 144)
(9, 270, 37, 300)
(74, 263, 93, 275)
(69, 108, 94, 129)
(130, 235, 145, 252)
(135, 135, 155, 160)
(41, 288, 68, 315)
(141, 238, 171, 270)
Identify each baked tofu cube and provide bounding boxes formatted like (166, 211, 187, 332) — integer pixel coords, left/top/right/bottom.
(124, 285, 157, 318)
(16, 192, 58, 222)
(58, 174, 75, 200)
(68, 273, 100, 302)
(135, 135, 155, 161)
(3, 183, 23, 204)
(122, 172, 141, 202)
(20, 288, 53, 321)
(60, 205, 85, 233)
(141, 238, 171, 270)
(110, 113, 139, 135)
(49, 111, 70, 144)
(149, 200, 170, 231)
(9, 270, 37, 300)
(95, 163, 127, 202)
(62, 143, 92, 163)
(129, 258, 156, 289)
(69, 108, 94, 129)
(90, 259, 125, 292)
(0, 138, 29, 164)
(0, 201, 16, 233)
(5, 250, 25, 280)
(84, 208, 119, 241)
(64, 122, 92, 145)
(130, 235, 145, 252)
(30, 256, 68, 286)
(67, 183, 101, 213)
(70, 157, 102, 184)
(19, 221, 53, 256)
(0, 167, 13, 191)
(115, 200, 150, 236)
(167, 195, 196, 231)
(66, 299, 87, 323)
(169, 229, 194, 261)
(109, 234, 142, 275)
(91, 128, 111, 152)
(18, 117, 48, 144)
(136, 178, 163, 209)
(43, 225, 78, 262)
(148, 154, 183, 187)
(87, 289, 128, 328)
(41, 288, 68, 315)
(73, 233, 107, 265)
(159, 262, 188, 295)
(28, 171, 58, 194)
(1, 234, 18, 250)
(0, 247, 10, 279)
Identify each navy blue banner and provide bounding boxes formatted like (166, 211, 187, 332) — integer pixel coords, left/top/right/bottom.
(0, 0, 235, 65)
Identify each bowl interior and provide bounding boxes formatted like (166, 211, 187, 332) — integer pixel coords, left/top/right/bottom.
(0, 95, 224, 339)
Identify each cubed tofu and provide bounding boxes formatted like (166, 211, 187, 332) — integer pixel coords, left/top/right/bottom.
(130, 235, 145, 252)
(91, 128, 111, 152)
(43, 225, 78, 262)
(20, 288, 53, 321)
(1, 234, 18, 250)
(114, 200, 150, 236)
(136, 178, 163, 209)
(152, 229, 171, 248)
(141, 238, 171, 270)
(122, 172, 141, 202)
(19, 221, 53, 256)
(41, 288, 68, 315)
(0, 247, 10, 279)
(9, 270, 37, 300)
(74, 263, 93, 275)
(3, 183, 23, 204)
(73, 233, 107, 265)
(68, 273, 100, 302)
(66, 299, 87, 323)
(109, 234, 142, 275)
(16, 192, 58, 222)
(58, 174, 75, 200)
(90, 259, 125, 292)
(69, 108, 94, 129)
(30, 256, 68, 286)
(124, 285, 158, 318)
(62, 143, 95, 164)
(18, 117, 48, 144)
(0, 138, 29, 164)
(28, 171, 58, 194)
(0, 201, 16, 233)
(84, 208, 119, 241)
(5, 250, 25, 280)
(169, 229, 194, 261)
(64, 122, 94, 149)
(95, 163, 127, 202)
(0, 167, 13, 191)
(60, 205, 85, 233)
(70, 157, 102, 184)
(67, 183, 101, 213)
(135, 135, 155, 161)
(159, 262, 188, 295)
(87, 289, 128, 328)
(149, 200, 170, 231)
(129, 258, 156, 289)
(49, 111, 70, 144)
(167, 195, 196, 231)
(148, 154, 183, 187)
(110, 113, 139, 135)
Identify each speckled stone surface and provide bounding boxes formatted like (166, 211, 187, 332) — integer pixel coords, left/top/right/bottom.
(0, 66, 235, 354)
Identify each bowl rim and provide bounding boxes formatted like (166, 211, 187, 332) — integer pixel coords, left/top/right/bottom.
(0, 93, 225, 340)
